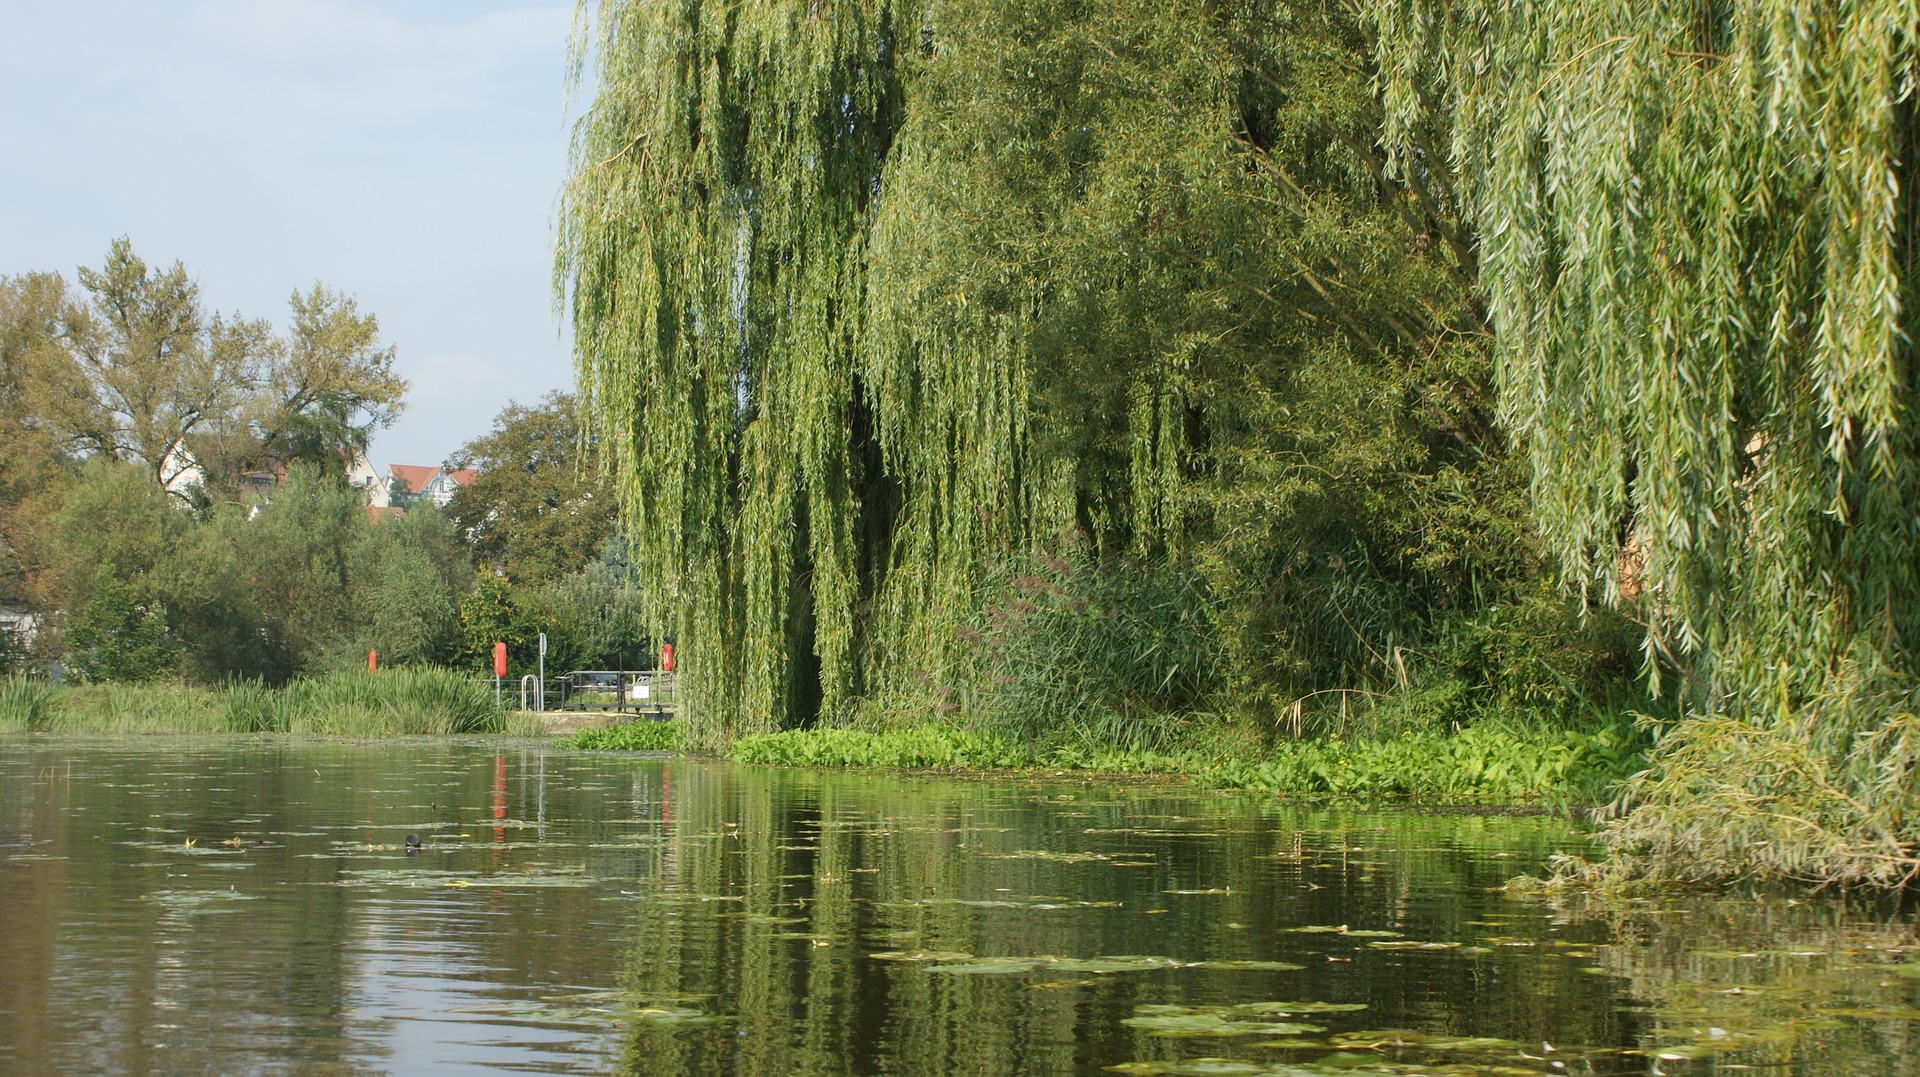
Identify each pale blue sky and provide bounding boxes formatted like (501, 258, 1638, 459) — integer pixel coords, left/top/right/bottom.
(0, 0, 581, 468)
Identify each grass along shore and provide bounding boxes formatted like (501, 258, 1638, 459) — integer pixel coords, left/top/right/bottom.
(1, 668, 544, 736)
(564, 717, 1647, 805)
(7, 670, 1644, 805)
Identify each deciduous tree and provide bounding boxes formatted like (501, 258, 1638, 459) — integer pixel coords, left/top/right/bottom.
(445, 392, 616, 585)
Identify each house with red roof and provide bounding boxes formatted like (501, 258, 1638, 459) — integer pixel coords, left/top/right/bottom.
(386, 464, 477, 509)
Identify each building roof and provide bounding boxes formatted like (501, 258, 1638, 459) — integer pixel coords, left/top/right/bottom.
(388, 464, 441, 493)
(388, 464, 477, 493)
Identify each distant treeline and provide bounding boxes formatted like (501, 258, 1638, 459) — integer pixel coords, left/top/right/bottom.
(0, 244, 640, 684)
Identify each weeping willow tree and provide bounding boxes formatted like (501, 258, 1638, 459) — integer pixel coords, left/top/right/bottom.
(558, 0, 916, 740)
(1370, 1, 1920, 885)
(561, 0, 1621, 748)
(559, 0, 1090, 741)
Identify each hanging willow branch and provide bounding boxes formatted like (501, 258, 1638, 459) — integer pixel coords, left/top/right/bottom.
(557, 0, 908, 738)
(558, 0, 1092, 741)
(1369, 0, 1920, 886)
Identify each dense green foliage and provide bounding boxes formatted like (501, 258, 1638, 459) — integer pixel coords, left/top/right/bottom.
(559, 0, 1626, 748)
(446, 392, 618, 585)
(561, 718, 684, 751)
(729, 725, 1036, 771)
(960, 545, 1221, 754)
(20, 461, 472, 683)
(0, 245, 470, 687)
(1368, 0, 1920, 886)
(454, 540, 651, 680)
(63, 564, 177, 683)
(0, 248, 652, 694)
(562, 0, 1920, 886)
(441, 393, 653, 681)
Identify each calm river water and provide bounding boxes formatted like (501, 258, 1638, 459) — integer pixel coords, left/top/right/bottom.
(0, 738, 1915, 1075)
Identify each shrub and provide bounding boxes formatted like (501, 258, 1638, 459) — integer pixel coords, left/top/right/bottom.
(65, 564, 177, 683)
(963, 544, 1219, 753)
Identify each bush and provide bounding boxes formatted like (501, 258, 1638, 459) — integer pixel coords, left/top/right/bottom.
(64, 564, 177, 683)
(705, 717, 1644, 804)
(1199, 719, 1646, 803)
(1429, 583, 1647, 727)
(962, 544, 1219, 753)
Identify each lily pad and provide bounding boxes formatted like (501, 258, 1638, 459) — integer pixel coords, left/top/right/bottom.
(1104, 1063, 1276, 1076)
(1190, 960, 1307, 971)
(629, 1005, 725, 1026)
(1326, 1030, 1521, 1052)
(984, 850, 1113, 863)
(1051, 955, 1187, 973)
(917, 954, 1187, 975)
(927, 957, 1048, 975)
(1233, 1001, 1368, 1015)
(1123, 1009, 1326, 1038)
(142, 888, 256, 912)
(887, 896, 1121, 910)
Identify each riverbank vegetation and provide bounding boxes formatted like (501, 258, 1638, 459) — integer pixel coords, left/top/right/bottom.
(563, 717, 1643, 805)
(559, 0, 1920, 888)
(0, 668, 540, 736)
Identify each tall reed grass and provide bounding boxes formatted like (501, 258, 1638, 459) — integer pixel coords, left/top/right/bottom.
(3, 667, 513, 736)
(0, 676, 55, 732)
(14, 682, 231, 734)
(272, 668, 501, 735)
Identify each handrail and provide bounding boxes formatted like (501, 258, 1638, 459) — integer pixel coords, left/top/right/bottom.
(550, 669, 676, 712)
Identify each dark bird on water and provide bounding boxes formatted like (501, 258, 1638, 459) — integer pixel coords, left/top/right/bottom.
(404, 833, 422, 855)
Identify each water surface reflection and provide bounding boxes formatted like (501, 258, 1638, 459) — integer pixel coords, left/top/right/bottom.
(0, 739, 1913, 1075)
